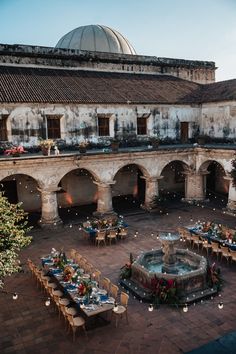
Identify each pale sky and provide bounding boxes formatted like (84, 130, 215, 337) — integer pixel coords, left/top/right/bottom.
(0, 0, 235, 82)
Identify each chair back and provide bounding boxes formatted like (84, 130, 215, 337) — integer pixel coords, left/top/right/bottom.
(96, 231, 106, 240)
(101, 277, 111, 293)
(110, 283, 119, 299)
(120, 291, 129, 307)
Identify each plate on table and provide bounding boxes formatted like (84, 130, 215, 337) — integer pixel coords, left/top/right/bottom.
(97, 289, 107, 295)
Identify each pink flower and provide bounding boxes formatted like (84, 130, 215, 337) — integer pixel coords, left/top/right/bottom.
(5, 146, 26, 155)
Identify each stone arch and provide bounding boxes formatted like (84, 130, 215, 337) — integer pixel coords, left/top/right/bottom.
(0, 173, 41, 212)
(112, 163, 149, 211)
(57, 167, 98, 211)
(159, 160, 190, 199)
(111, 161, 151, 181)
(199, 160, 229, 201)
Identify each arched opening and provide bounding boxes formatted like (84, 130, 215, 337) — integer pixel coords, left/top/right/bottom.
(159, 161, 187, 201)
(112, 164, 146, 213)
(58, 168, 97, 221)
(204, 161, 228, 206)
(0, 174, 41, 224)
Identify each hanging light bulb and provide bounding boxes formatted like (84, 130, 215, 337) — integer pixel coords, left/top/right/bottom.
(12, 293, 18, 300)
(183, 304, 188, 312)
(45, 298, 51, 307)
(218, 302, 224, 310)
(148, 304, 154, 312)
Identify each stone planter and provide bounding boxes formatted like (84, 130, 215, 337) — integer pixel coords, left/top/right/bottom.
(111, 141, 119, 152)
(79, 146, 87, 153)
(41, 147, 51, 156)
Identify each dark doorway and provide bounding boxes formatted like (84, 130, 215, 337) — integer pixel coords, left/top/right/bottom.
(181, 122, 189, 143)
(0, 180, 18, 204)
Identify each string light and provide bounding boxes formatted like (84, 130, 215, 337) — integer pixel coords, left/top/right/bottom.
(218, 302, 224, 309)
(12, 293, 18, 300)
(45, 298, 51, 307)
(148, 304, 154, 312)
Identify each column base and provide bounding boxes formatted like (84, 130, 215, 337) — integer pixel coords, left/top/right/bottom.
(181, 198, 209, 204)
(38, 217, 63, 229)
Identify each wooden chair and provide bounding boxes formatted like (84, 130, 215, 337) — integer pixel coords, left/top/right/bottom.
(221, 245, 232, 264)
(112, 291, 129, 327)
(107, 230, 117, 245)
(211, 241, 222, 261)
(110, 283, 119, 300)
(202, 239, 212, 256)
(101, 277, 111, 293)
(230, 249, 236, 264)
(69, 248, 77, 260)
(192, 235, 203, 252)
(119, 228, 128, 240)
(95, 230, 106, 247)
(65, 310, 87, 342)
(92, 269, 101, 285)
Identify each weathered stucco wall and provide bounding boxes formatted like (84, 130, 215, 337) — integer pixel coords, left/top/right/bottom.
(0, 103, 201, 146)
(200, 101, 236, 139)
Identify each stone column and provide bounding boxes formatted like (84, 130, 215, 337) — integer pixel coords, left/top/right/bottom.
(226, 178, 236, 214)
(38, 187, 62, 228)
(93, 181, 116, 217)
(142, 176, 162, 210)
(183, 171, 208, 202)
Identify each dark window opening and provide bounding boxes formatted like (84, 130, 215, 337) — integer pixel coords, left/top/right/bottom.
(137, 117, 147, 135)
(0, 115, 8, 141)
(47, 116, 61, 139)
(98, 117, 109, 136)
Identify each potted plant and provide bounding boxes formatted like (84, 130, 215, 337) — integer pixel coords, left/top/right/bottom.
(150, 136, 160, 150)
(78, 140, 88, 153)
(110, 138, 120, 152)
(4, 145, 26, 157)
(196, 134, 210, 146)
(39, 139, 54, 156)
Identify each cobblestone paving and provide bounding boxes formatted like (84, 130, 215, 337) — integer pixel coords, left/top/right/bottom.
(1, 205, 236, 354)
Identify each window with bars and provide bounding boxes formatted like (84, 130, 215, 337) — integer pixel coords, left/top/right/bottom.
(98, 117, 110, 136)
(0, 115, 8, 141)
(137, 117, 147, 135)
(46, 116, 61, 139)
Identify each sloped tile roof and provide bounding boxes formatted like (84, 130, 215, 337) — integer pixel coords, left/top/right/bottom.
(0, 65, 235, 105)
(0, 66, 202, 104)
(201, 79, 236, 103)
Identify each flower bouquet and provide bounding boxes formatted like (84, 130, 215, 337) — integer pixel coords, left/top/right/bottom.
(4, 145, 26, 157)
(78, 279, 93, 297)
(63, 265, 75, 282)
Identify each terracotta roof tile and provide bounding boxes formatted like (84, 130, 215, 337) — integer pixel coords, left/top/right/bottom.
(0, 66, 202, 104)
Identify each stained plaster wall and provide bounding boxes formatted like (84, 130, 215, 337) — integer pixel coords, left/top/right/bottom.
(200, 101, 236, 139)
(0, 103, 201, 146)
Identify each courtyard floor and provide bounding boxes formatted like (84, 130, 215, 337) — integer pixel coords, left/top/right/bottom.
(1, 203, 236, 354)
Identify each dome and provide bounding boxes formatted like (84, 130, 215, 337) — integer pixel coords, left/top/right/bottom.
(55, 24, 136, 55)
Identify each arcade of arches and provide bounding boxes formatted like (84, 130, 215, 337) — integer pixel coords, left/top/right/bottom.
(0, 148, 235, 228)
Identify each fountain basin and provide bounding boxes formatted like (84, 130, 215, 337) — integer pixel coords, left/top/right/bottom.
(131, 248, 208, 300)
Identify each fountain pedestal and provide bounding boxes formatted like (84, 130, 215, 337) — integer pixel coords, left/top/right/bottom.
(160, 232, 180, 274)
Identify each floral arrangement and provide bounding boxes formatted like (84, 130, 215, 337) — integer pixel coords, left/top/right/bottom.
(53, 250, 67, 269)
(79, 140, 89, 148)
(39, 139, 55, 149)
(149, 276, 179, 306)
(63, 265, 75, 282)
(78, 279, 93, 296)
(206, 262, 223, 292)
(4, 145, 26, 156)
(120, 253, 134, 279)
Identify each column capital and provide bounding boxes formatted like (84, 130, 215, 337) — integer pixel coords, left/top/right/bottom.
(93, 180, 116, 188)
(37, 186, 61, 193)
(141, 175, 163, 182)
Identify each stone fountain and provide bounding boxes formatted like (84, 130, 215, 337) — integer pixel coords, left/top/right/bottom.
(120, 231, 217, 304)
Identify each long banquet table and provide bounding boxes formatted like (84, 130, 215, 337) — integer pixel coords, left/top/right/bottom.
(42, 256, 115, 322)
(188, 226, 236, 250)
